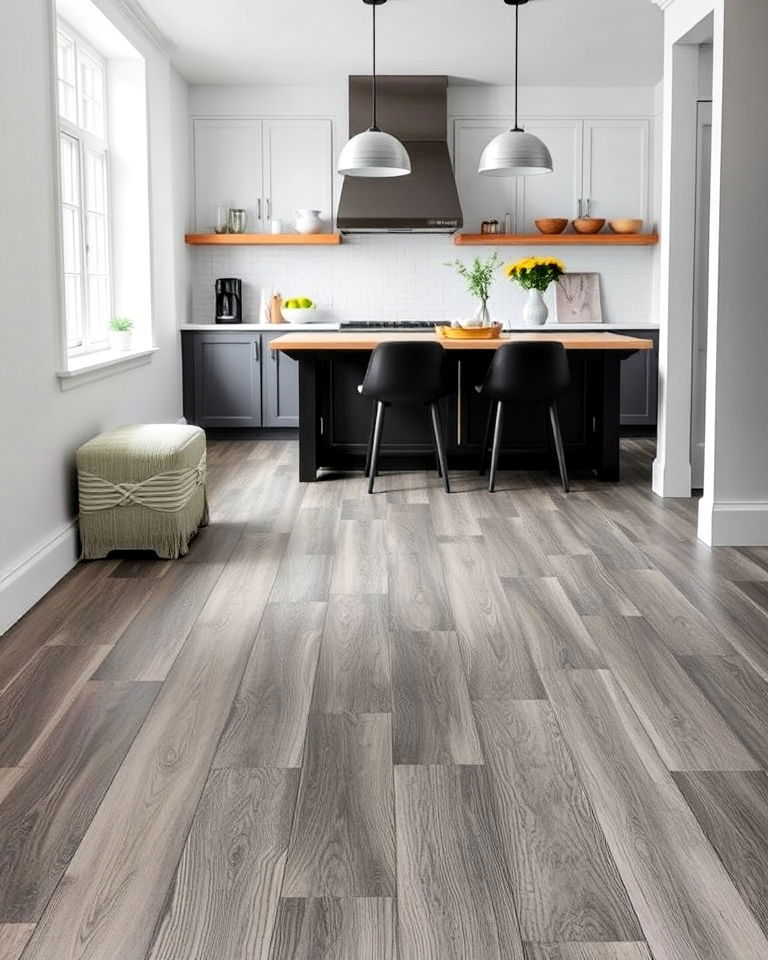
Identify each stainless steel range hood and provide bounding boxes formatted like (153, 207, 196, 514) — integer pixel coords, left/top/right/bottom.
(337, 76, 463, 234)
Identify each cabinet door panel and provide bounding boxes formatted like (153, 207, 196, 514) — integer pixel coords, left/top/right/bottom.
(583, 119, 650, 221)
(516, 119, 583, 231)
(193, 334, 262, 428)
(193, 119, 263, 232)
(453, 120, 518, 233)
(263, 332, 299, 427)
(618, 329, 659, 427)
(264, 119, 333, 229)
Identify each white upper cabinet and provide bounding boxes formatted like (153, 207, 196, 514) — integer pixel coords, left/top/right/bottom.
(454, 116, 651, 233)
(453, 120, 518, 232)
(194, 119, 263, 233)
(193, 117, 333, 233)
(582, 119, 650, 221)
(515, 119, 584, 231)
(263, 119, 333, 230)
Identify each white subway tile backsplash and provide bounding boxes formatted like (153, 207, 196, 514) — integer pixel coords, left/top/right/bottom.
(191, 235, 655, 327)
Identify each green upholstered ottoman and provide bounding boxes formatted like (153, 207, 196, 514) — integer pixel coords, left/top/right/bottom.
(76, 424, 208, 560)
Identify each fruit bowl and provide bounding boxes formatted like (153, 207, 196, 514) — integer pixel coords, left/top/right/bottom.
(572, 217, 606, 235)
(281, 305, 318, 324)
(535, 218, 568, 235)
(609, 218, 644, 235)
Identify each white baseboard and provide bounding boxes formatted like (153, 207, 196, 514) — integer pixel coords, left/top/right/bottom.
(0, 523, 80, 635)
(652, 455, 692, 498)
(698, 499, 768, 546)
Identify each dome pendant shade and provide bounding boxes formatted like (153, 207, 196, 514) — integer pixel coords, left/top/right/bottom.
(337, 129, 411, 178)
(478, 0, 553, 178)
(337, 0, 411, 179)
(478, 130, 553, 177)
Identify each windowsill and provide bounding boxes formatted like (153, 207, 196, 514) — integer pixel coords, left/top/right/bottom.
(57, 346, 158, 391)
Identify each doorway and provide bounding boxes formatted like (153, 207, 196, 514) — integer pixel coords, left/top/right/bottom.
(690, 100, 712, 489)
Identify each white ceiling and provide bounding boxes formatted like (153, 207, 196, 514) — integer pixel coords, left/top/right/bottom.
(138, 0, 664, 88)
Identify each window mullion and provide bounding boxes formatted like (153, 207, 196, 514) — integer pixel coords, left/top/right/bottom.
(77, 137, 91, 353)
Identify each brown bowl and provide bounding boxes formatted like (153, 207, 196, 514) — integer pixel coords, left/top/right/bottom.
(609, 218, 644, 235)
(572, 217, 606, 235)
(535, 218, 568, 235)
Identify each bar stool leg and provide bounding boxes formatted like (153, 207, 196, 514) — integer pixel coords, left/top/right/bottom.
(429, 402, 451, 493)
(364, 402, 376, 478)
(548, 401, 570, 493)
(488, 400, 504, 493)
(368, 402, 386, 495)
(479, 399, 494, 476)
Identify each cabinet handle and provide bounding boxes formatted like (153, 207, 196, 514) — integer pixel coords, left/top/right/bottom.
(585, 198, 591, 217)
(266, 198, 271, 222)
(257, 198, 262, 222)
(577, 198, 583, 219)
(457, 361, 462, 447)
(253, 339, 260, 362)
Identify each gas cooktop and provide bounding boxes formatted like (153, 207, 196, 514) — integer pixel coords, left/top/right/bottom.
(339, 320, 451, 331)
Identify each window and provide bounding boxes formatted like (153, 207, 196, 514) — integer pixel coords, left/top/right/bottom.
(56, 24, 111, 355)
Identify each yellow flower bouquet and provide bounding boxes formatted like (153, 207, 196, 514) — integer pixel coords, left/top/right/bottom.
(504, 256, 566, 291)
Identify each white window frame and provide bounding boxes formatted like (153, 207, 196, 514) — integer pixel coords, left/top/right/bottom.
(56, 21, 113, 358)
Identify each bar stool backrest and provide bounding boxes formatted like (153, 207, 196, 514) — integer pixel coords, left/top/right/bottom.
(482, 341, 571, 406)
(361, 341, 448, 406)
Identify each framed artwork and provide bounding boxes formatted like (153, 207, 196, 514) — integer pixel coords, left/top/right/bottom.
(555, 273, 603, 324)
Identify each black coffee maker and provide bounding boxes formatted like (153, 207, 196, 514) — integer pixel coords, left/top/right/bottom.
(215, 278, 242, 323)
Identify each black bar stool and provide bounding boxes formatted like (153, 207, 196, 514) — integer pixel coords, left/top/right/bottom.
(359, 342, 450, 494)
(478, 341, 571, 493)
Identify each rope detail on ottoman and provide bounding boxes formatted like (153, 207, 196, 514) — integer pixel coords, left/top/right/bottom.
(78, 451, 207, 513)
(76, 424, 209, 560)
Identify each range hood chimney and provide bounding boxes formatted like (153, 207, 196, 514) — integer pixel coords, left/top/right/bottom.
(337, 76, 463, 234)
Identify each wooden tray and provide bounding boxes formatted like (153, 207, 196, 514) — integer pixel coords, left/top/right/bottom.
(436, 323, 504, 340)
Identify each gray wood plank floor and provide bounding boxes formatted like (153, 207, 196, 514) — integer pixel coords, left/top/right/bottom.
(4, 438, 768, 959)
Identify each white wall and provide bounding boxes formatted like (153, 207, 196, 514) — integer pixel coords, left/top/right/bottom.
(0, 0, 189, 633)
(698, 0, 768, 544)
(188, 82, 658, 328)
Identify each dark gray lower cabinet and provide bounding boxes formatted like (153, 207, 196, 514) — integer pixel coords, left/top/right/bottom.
(262, 331, 299, 427)
(182, 328, 658, 433)
(190, 333, 262, 427)
(619, 328, 659, 428)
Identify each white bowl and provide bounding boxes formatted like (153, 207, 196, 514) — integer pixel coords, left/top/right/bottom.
(281, 306, 318, 324)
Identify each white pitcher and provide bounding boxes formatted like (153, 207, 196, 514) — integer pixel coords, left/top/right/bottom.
(295, 209, 323, 235)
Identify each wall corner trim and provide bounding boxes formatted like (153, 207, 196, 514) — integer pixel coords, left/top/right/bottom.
(0, 522, 80, 636)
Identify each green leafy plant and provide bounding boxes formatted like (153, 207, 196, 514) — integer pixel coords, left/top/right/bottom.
(109, 316, 134, 332)
(445, 252, 502, 305)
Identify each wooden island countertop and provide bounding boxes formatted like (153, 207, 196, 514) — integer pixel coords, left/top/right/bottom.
(269, 330, 654, 352)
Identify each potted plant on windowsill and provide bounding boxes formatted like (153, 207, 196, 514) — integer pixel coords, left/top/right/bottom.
(504, 257, 565, 326)
(445, 252, 501, 327)
(109, 316, 134, 351)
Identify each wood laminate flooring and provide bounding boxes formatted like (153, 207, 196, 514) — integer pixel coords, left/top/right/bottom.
(3, 438, 768, 959)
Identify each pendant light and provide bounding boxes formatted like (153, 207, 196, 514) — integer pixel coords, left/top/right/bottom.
(479, 0, 553, 177)
(337, 0, 411, 178)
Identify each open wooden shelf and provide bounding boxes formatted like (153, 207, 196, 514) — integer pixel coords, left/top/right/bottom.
(454, 233, 659, 246)
(185, 233, 342, 246)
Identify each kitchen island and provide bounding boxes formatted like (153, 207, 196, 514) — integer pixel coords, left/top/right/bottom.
(270, 331, 654, 483)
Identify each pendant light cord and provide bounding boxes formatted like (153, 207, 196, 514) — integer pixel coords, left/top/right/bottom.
(513, 2, 522, 132)
(371, 0, 378, 131)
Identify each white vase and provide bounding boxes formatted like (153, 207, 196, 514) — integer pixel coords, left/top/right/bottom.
(295, 209, 323, 235)
(474, 301, 492, 327)
(523, 288, 548, 326)
(109, 330, 132, 351)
